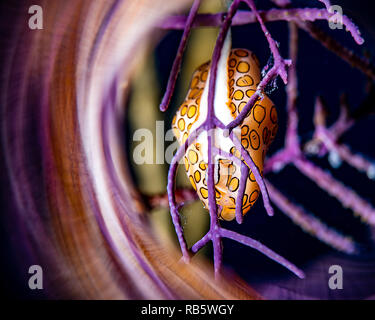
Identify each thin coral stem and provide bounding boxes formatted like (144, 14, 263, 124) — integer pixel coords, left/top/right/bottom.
(266, 180, 358, 254)
(296, 21, 372, 79)
(158, 8, 363, 44)
(231, 133, 274, 216)
(244, 0, 290, 83)
(167, 155, 190, 262)
(214, 143, 251, 224)
(207, 134, 222, 277)
(159, 0, 201, 112)
(202, 0, 241, 278)
(328, 96, 355, 139)
(191, 231, 211, 253)
(285, 22, 300, 153)
(245, 0, 279, 55)
(235, 163, 249, 224)
(224, 0, 295, 133)
(306, 96, 375, 178)
(329, 119, 355, 141)
(167, 160, 190, 261)
(206, 0, 240, 120)
(294, 157, 375, 226)
(264, 148, 293, 174)
(316, 126, 375, 178)
(220, 228, 305, 279)
(225, 66, 278, 132)
(316, 0, 364, 46)
(167, 125, 204, 261)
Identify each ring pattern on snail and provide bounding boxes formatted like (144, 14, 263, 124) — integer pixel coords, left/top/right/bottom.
(172, 49, 278, 221)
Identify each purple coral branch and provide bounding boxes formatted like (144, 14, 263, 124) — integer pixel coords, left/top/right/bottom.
(266, 180, 358, 254)
(225, 59, 293, 133)
(157, 8, 363, 44)
(262, 22, 300, 173)
(318, 0, 365, 50)
(285, 22, 300, 153)
(225, 73, 273, 132)
(212, 144, 260, 224)
(191, 231, 211, 253)
(328, 96, 355, 139)
(262, 21, 299, 173)
(264, 148, 293, 173)
(305, 96, 375, 179)
(225, 0, 363, 134)
(244, 0, 290, 84)
(204, 0, 240, 278)
(167, 124, 205, 262)
(231, 133, 274, 217)
(191, 226, 305, 278)
(265, 90, 375, 247)
(167, 156, 190, 262)
(261, 8, 373, 251)
(296, 21, 372, 79)
(207, 134, 223, 277)
(235, 163, 249, 224)
(294, 157, 375, 226)
(220, 228, 305, 279)
(159, 0, 201, 112)
(315, 125, 375, 179)
(225, 0, 293, 133)
(162, 0, 242, 278)
(206, 0, 241, 122)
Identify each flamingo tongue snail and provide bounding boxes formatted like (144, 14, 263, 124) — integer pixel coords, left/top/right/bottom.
(166, 11, 304, 279)
(172, 32, 278, 221)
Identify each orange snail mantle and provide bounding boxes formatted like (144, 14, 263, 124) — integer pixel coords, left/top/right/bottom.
(172, 35, 278, 221)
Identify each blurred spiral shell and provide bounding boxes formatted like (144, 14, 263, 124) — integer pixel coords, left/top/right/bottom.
(0, 0, 261, 299)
